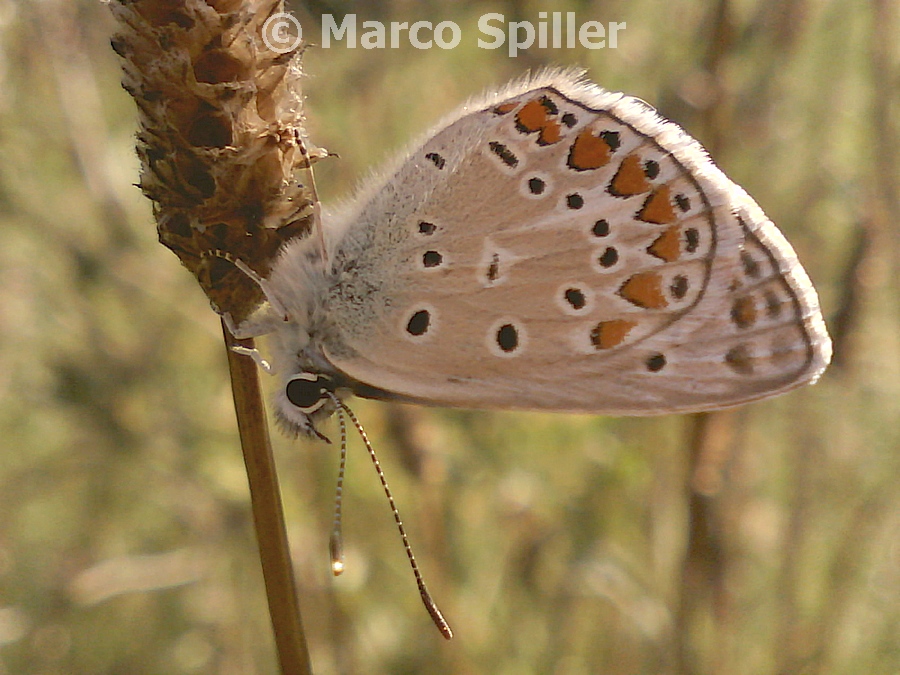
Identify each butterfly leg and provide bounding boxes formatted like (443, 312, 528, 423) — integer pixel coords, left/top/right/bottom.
(222, 308, 286, 340)
(231, 345, 275, 374)
(230, 258, 290, 322)
(298, 145, 334, 168)
(201, 249, 292, 325)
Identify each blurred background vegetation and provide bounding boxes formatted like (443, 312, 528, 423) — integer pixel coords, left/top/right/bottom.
(0, 0, 897, 673)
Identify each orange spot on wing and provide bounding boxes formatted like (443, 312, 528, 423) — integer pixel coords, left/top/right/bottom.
(567, 130, 612, 171)
(516, 99, 550, 131)
(539, 121, 562, 145)
(493, 102, 518, 115)
(619, 272, 668, 309)
(590, 319, 637, 349)
(515, 97, 563, 145)
(609, 154, 650, 197)
(730, 296, 758, 329)
(647, 225, 682, 262)
(638, 186, 676, 224)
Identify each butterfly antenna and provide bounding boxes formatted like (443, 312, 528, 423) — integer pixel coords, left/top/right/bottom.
(329, 401, 348, 576)
(326, 394, 453, 640)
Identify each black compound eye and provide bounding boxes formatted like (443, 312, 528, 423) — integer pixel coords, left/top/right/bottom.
(285, 374, 331, 412)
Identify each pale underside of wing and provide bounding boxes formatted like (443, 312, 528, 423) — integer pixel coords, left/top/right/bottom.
(321, 74, 831, 415)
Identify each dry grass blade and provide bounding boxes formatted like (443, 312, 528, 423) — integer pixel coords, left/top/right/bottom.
(223, 322, 312, 675)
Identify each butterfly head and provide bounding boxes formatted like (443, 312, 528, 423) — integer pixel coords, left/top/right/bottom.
(274, 371, 339, 441)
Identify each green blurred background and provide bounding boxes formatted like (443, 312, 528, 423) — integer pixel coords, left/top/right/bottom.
(0, 0, 898, 673)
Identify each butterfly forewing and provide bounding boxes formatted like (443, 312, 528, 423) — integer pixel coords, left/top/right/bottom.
(315, 73, 830, 415)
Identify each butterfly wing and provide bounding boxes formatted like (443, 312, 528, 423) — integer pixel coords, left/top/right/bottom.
(316, 72, 831, 415)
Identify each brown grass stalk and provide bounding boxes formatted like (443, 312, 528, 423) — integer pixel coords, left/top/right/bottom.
(223, 323, 312, 675)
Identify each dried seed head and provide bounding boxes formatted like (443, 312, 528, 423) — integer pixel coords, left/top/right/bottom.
(110, 0, 316, 326)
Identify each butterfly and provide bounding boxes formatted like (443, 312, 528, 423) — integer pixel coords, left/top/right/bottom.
(229, 69, 831, 439)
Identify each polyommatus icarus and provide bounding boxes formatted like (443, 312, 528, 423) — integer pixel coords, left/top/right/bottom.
(231, 70, 831, 437)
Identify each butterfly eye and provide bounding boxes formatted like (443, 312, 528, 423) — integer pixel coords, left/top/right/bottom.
(285, 373, 332, 413)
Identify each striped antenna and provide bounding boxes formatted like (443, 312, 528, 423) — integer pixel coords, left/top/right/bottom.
(326, 394, 453, 640)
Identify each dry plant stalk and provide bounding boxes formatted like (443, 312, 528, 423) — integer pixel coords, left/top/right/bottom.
(109, 1, 314, 672)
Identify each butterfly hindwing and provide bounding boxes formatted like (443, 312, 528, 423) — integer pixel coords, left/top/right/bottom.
(303, 72, 830, 415)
